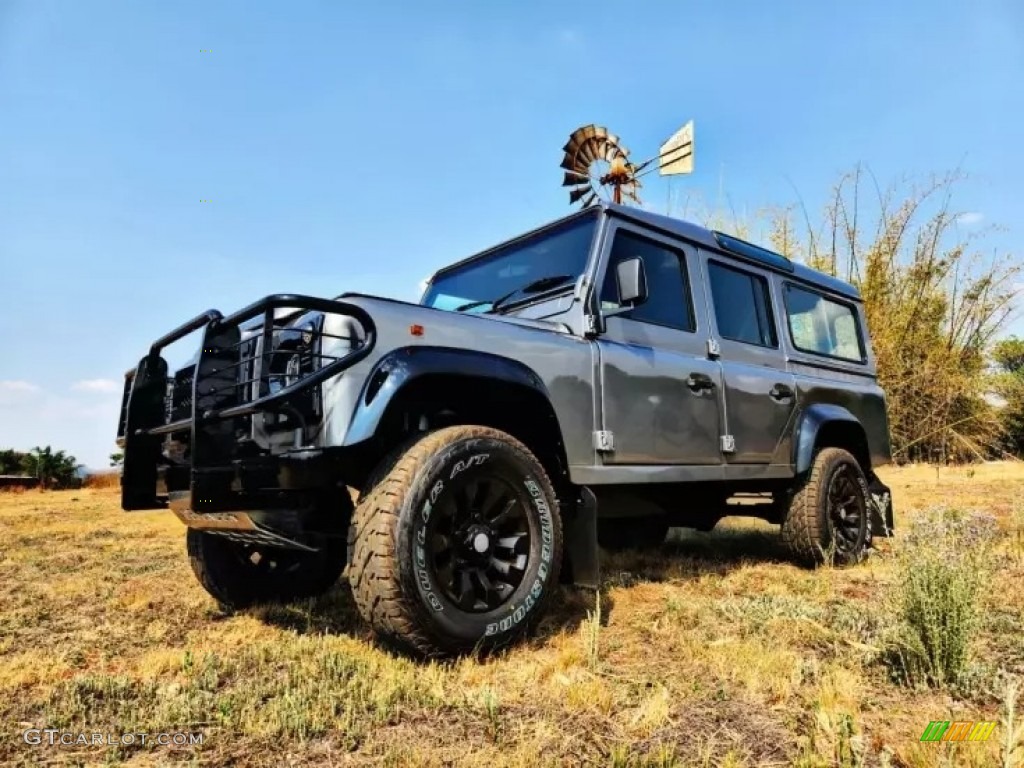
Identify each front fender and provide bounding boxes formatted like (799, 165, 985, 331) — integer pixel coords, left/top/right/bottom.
(792, 403, 864, 476)
(342, 346, 551, 445)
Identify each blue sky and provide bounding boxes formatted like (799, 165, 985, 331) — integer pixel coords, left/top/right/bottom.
(1, 0, 1022, 468)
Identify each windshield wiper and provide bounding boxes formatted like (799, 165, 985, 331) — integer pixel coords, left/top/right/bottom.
(454, 274, 575, 314)
(454, 298, 493, 313)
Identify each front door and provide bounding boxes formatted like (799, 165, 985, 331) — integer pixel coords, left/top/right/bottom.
(701, 256, 797, 464)
(596, 226, 723, 465)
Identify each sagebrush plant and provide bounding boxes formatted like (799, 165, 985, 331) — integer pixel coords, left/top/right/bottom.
(886, 506, 999, 687)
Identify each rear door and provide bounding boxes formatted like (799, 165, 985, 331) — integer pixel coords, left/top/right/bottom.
(700, 256, 797, 464)
(595, 225, 723, 465)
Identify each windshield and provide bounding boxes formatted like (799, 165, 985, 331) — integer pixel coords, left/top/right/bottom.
(421, 211, 598, 313)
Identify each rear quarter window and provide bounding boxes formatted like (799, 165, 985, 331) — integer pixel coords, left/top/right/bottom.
(784, 284, 865, 362)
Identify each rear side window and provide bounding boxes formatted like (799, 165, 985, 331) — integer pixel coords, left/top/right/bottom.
(784, 284, 864, 362)
(707, 261, 777, 347)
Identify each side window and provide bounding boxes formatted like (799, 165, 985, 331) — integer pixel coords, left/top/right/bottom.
(600, 231, 695, 331)
(707, 261, 778, 347)
(784, 284, 865, 362)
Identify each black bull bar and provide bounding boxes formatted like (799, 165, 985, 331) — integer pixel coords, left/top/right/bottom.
(116, 295, 376, 512)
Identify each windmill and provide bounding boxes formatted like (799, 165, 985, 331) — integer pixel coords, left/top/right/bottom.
(560, 121, 694, 208)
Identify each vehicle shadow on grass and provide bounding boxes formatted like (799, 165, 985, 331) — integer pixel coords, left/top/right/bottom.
(600, 523, 792, 586)
(247, 574, 615, 651)
(243, 585, 370, 639)
(247, 523, 788, 650)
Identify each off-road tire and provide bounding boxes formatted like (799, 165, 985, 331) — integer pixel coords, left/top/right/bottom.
(597, 516, 670, 551)
(781, 447, 870, 567)
(187, 528, 348, 608)
(347, 426, 563, 657)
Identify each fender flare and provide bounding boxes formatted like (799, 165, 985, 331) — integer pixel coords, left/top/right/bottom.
(792, 403, 868, 476)
(343, 346, 554, 445)
(343, 346, 600, 583)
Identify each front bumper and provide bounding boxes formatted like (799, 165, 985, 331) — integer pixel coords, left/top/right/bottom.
(116, 294, 375, 513)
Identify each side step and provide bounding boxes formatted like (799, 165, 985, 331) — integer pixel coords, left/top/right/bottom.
(169, 492, 319, 552)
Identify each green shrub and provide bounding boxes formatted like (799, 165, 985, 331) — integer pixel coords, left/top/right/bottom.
(886, 507, 998, 688)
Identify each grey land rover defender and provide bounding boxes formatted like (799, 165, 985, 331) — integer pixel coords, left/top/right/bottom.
(116, 201, 894, 656)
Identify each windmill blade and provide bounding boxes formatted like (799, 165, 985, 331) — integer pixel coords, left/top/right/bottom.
(562, 170, 590, 186)
(562, 125, 599, 171)
(582, 192, 597, 207)
(579, 139, 599, 166)
(574, 125, 599, 152)
(560, 153, 583, 172)
(601, 136, 627, 161)
(569, 186, 593, 205)
(562, 124, 596, 155)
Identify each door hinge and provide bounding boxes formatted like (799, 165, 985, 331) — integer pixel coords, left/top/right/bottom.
(593, 430, 615, 452)
(584, 314, 599, 336)
(720, 434, 736, 453)
(707, 338, 721, 358)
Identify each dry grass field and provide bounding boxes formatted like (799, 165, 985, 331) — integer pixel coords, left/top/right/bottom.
(2, 463, 1023, 767)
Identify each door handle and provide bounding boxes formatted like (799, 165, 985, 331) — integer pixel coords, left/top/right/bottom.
(686, 373, 715, 393)
(769, 383, 794, 401)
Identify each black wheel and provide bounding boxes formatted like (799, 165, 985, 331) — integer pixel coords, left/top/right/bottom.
(781, 447, 870, 566)
(187, 528, 348, 608)
(347, 426, 563, 657)
(597, 516, 670, 551)
(187, 491, 351, 608)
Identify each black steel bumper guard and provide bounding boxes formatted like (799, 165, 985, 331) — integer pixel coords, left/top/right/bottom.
(117, 294, 376, 515)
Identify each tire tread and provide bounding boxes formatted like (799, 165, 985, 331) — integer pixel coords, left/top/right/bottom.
(347, 425, 561, 657)
(781, 447, 866, 567)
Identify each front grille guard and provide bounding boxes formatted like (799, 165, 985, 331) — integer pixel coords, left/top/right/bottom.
(118, 294, 376, 511)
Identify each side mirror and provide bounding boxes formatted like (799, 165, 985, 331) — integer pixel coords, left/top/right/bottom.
(616, 257, 648, 306)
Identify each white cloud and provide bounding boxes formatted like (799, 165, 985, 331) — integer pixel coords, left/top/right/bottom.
(0, 389, 122, 469)
(0, 380, 39, 393)
(957, 212, 984, 226)
(71, 378, 121, 394)
(0, 381, 41, 406)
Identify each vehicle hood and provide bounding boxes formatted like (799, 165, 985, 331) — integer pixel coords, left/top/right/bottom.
(333, 293, 574, 335)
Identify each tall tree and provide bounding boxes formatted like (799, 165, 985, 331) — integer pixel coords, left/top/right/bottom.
(991, 337, 1024, 456)
(21, 446, 80, 490)
(765, 168, 1019, 462)
(0, 449, 28, 475)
